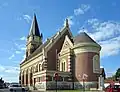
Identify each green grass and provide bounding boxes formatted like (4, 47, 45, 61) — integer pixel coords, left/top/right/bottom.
(57, 90, 81, 92)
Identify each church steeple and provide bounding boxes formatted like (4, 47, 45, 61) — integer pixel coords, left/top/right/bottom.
(26, 14, 43, 57)
(29, 14, 41, 37)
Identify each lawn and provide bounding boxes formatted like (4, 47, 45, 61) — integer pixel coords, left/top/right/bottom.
(57, 90, 81, 92)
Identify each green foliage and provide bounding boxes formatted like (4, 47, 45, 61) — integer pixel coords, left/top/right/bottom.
(115, 68, 120, 81)
(0, 77, 4, 83)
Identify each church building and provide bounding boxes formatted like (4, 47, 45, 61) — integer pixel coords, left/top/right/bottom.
(19, 14, 101, 91)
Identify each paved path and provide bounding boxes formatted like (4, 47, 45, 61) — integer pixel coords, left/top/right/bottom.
(0, 88, 29, 92)
(0, 89, 104, 92)
(0, 89, 10, 92)
(30, 90, 104, 92)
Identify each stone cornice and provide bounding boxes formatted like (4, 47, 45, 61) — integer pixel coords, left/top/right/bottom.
(20, 52, 43, 67)
(74, 42, 101, 51)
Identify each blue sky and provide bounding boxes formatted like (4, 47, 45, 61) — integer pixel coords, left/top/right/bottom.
(0, 0, 120, 82)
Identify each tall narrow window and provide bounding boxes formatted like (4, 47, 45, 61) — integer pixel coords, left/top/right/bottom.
(35, 65, 38, 72)
(30, 67, 33, 86)
(62, 62, 64, 71)
(63, 62, 65, 71)
(93, 55, 100, 73)
(39, 64, 41, 71)
(26, 69, 28, 85)
(60, 59, 66, 72)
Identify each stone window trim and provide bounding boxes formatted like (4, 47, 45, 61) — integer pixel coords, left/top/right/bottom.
(93, 54, 100, 73)
(60, 59, 67, 72)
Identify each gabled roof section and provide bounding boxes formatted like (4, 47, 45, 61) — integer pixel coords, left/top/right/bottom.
(29, 14, 40, 37)
(21, 19, 73, 63)
(61, 35, 73, 51)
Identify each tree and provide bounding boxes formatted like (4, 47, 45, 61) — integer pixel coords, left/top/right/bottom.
(0, 78, 4, 84)
(115, 68, 120, 81)
(0, 77, 4, 88)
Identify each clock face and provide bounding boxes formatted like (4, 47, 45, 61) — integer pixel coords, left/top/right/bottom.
(34, 36, 40, 42)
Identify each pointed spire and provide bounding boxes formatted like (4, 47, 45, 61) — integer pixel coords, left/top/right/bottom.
(29, 14, 40, 37)
(65, 18, 69, 27)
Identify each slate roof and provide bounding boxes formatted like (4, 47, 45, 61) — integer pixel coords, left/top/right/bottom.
(29, 14, 40, 37)
(73, 32, 98, 44)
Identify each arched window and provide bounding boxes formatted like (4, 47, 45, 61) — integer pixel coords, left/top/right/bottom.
(35, 64, 38, 72)
(60, 59, 66, 72)
(39, 64, 41, 71)
(22, 71, 24, 85)
(62, 62, 64, 71)
(30, 67, 33, 86)
(26, 69, 28, 85)
(19, 72, 21, 84)
(93, 55, 100, 73)
(63, 62, 65, 71)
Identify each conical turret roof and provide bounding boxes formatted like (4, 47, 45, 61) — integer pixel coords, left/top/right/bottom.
(74, 32, 99, 45)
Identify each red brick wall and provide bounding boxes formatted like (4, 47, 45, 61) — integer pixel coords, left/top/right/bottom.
(47, 30, 72, 70)
(74, 52, 99, 82)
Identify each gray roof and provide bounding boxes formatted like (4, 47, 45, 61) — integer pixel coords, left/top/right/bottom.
(29, 14, 40, 37)
(73, 32, 98, 44)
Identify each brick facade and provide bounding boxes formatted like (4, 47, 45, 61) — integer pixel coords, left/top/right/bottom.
(20, 15, 101, 91)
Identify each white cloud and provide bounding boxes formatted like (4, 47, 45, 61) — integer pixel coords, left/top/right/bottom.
(78, 28, 89, 33)
(0, 65, 5, 72)
(64, 16, 74, 27)
(78, 18, 120, 57)
(15, 51, 21, 54)
(23, 14, 32, 23)
(9, 54, 15, 60)
(3, 76, 19, 83)
(100, 66, 104, 68)
(74, 4, 90, 15)
(10, 43, 26, 60)
(87, 19, 120, 41)
(14, 43, 26, 51)
(63, 4, 90, 27)
(5, 67, 19, 74)
(21, 55, 26, 63)
(0, 64, 19, 82)
(20, 36, 26, 41)
(87, 18, 100, 29)
(100, 36, 120, 57)
(20, 47, 26, 51)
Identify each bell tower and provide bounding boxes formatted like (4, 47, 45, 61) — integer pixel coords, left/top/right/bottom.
(26, 14, 43, 57)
